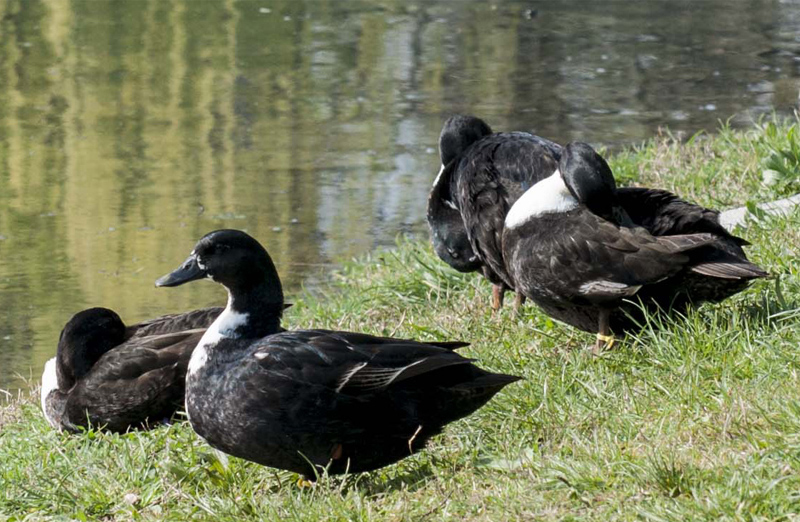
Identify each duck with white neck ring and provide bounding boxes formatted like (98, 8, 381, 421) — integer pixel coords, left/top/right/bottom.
(155, 229, 520, 479)
(502, 142, 768, 352)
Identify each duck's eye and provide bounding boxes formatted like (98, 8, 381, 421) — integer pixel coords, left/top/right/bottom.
(202, 244, 230, 257)
(209, 244, 231, 256)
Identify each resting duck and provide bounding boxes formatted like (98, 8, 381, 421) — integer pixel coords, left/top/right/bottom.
(428, 115, 560, 310)
(155, 229, 519, 478)
(502, 142, 768, 350)
(40, 306, 219, 432)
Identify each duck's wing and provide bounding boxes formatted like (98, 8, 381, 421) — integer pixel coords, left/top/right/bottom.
(615, 187, 768, 279)
(91, 330, 201, 379)
(617, 187, 747, 244)
(252, 330, 478, 396)
(455, 133, 560, 288)
(126, 307, 222, 338)
(69, 331, 202, 430)
(526, 213, 719, 304)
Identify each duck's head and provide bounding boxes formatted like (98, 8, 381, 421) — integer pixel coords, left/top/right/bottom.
(427, 165, 482, 273)
(428, 214, 482, 273)
(155, 229, 284, 306)
(438, 115, 493, 166)
(559, 142, 618, 219)
(56, 308, 126, 390)
(426, 115, 490, 273)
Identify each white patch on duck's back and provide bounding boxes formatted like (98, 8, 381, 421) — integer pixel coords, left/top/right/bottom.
(40, 357, 59, 426)
(505, 170, 579, 229)
(188, 300, 249, 376)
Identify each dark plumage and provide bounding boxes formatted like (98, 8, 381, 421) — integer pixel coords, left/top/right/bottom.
(501, 142, 768, 345)
(428, 115, 766, 329)
(126, 307, 222, 338)
(156, 229, 519, 478)
(41, 307, 219, 433)
(427, 115, 560, 309)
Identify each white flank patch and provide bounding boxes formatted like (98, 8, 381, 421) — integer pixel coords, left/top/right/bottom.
(188, 294, 249, 376)
(40, 357, 59, 426)
(432, 164, 445, 187)
(578, 280, 642, 297)
(335, 362, 367, 393)
(505, 170, 579, 228)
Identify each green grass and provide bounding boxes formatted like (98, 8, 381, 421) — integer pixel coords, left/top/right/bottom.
(3, 117, 800, 521)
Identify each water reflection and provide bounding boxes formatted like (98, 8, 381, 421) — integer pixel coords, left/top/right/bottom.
(1, 0, 799, 392)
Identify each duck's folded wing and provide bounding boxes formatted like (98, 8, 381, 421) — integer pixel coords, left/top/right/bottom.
(544, 218, 717, 303)
(126, 307, 222, 338)
(128, 329, 205, 352)
(69, 344, 191, 429)
(617, 187, 747, 244)
(252, 330, 474, 396)
(85, 329, 201, 388)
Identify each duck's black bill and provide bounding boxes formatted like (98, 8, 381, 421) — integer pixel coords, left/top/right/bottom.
(155, 256, 206, 288)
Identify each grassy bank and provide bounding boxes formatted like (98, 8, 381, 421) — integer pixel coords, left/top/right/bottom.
(3, 119, 800, 521)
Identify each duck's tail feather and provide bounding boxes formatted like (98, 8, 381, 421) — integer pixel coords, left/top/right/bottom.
(428, 341, 470, 351)
(455, 372, 522, 391)
(655, 233, 718, 253)
(690, 259, 768, 280)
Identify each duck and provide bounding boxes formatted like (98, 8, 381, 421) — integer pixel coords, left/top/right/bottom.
(154, 229, 519, 479)
(427, 115, 561, 310)
(40, 306, 221, 432)
(429, 115, 766, 320)
(501, 141, 768, 350)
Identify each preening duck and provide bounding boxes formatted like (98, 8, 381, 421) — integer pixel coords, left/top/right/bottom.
(155, 229, 519, 478)
(41, 306, 219, 432)
(429, 115, 766, 326)
(502, 142, 768, 350)
(427, 115, 561, 310)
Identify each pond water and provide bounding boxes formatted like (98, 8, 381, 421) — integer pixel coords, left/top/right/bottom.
(2, 0, 800, 393)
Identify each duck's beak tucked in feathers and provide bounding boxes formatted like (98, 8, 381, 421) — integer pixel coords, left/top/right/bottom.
(155, 255, 206, 288)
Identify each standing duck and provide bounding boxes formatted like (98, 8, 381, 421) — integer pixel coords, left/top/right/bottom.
(502, 142, 768, 350)
(155, 229, 519, 478)
(427, 115, 560, 310)
(40, 307, 216, 432)
(428, 115, 765, 319)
